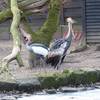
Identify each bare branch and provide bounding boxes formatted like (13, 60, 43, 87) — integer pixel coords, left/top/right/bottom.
(24, 0, 49, 10)
(28, 4, 48, 13)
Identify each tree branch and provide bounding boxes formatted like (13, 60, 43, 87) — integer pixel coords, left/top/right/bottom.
(0, 0, 49, 23)
(28, 4, 48, 13)
(24, 0, 49, 10)
(0, 0, 23, 74)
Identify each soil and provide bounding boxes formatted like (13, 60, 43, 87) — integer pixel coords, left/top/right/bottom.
(0, 40, 100, 81)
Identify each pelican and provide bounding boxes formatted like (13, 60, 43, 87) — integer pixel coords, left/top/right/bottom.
(25, 17, 75, 69)
(46, 17, 76, 69)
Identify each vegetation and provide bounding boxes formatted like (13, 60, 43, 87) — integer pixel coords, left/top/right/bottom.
(31, 0, 60, 46)
(0, 0, 99, 90)
(39, 69, 100, 89)
(0, 0, 61, 72)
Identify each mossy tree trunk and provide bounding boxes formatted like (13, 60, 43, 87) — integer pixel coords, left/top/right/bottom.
(20, 0, 61, 67)
(31, 0, 61, 67)
(31, 0, 61, 46)
(0, 0, 60, 45)
(0, 0, 61, 69)
(0, 0, 23, 74)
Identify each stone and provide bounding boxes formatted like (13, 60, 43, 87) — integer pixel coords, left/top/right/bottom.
(1, 96, 16, 100)
(59, 87, 86, 93)
(43, 89, 57, 94)
(17, 77, 40, 86)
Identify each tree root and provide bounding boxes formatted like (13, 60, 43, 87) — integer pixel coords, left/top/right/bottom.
(0, 61, 15, 80)
(0, 47, 22, 80)
(0, 0, 23, 77)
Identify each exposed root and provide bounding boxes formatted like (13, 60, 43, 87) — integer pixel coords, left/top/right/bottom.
(0, 0, 23, 77)
(0, 60, 15, 80)
(0, 47, 21, 79)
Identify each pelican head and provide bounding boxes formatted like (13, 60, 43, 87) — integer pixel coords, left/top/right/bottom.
(66, 17, 76, 24)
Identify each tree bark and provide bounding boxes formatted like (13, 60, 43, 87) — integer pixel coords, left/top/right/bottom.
(24, 0, 49, 10)
(0, 9, 12, 22)
(0, 0, 61, 68)
(0, 0, 49, 23)
(31, 0, 61, 46)
(0, 0, 23, 74)
(25, 0, 61, 67)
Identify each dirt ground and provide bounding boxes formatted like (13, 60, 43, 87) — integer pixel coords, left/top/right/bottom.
(0, 40, 100, 80)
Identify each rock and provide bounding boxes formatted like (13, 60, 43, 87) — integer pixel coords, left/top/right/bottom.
(59, 87, 86, 93)
(95, 86, 100, 89)
(0, 82, 18, 92)
(95, 83, 100, 89)
(17, 78, 40, 86)
(1, 96, 16, 100)
(17, 78, 41, 92)
(22, 93, 31, 97)
(43, 89, 57, 94)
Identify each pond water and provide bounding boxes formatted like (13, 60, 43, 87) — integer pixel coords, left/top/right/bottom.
(18, 89, 100, 100)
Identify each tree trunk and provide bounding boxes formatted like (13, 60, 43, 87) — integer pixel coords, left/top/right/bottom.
(0, 9, 12, 22)
(0, 0, 23, 74)
(18, 0, 61, 68)
(30, 0, 61, 67)
(31, 0, 61, 46)
(0, 0, 61, 69)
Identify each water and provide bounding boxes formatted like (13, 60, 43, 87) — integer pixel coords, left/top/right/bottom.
(18, 89, 100, 100)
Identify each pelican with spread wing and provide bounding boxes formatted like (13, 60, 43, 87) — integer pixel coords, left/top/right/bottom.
(46, 17, 76, 69)
(25, 17, 76, 69)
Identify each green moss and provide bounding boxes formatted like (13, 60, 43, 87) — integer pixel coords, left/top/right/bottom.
(67, 71, 86, 86)
(0, 9, 12, 22)
(31, 0, 61, 46)
(96, 70, 100, 81)
(84, 71, 98, 84)
(39, 76, 57, 89)
(0, 0, 61, 46)
(66, 70, 98, 85)
(39, 69, 100, 89)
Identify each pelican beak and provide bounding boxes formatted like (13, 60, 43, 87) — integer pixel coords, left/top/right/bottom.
(67, 17, 77, 24)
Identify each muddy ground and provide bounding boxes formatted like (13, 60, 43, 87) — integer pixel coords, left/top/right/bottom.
(0, 40, 100, 81)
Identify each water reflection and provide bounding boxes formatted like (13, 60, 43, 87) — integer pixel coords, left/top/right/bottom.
(18, 89, 100, 100)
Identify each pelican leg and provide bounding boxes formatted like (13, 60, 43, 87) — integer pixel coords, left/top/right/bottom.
(46, 55, 61, 69)
(60, 55, 66, 64)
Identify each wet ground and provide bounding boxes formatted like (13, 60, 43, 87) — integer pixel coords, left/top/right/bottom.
(17, 89, 100, 100)
(0, 40, 100, 81)
(0, 88, 99, 100)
